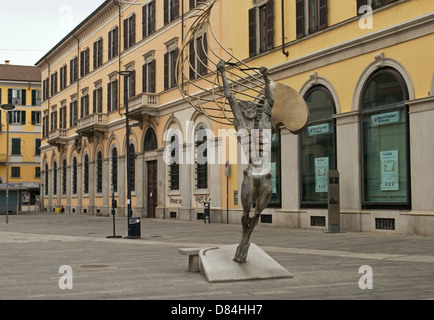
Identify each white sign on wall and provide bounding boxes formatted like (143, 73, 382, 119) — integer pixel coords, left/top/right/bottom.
(315, 157, 329, 193)
(380, 150, 399, 191)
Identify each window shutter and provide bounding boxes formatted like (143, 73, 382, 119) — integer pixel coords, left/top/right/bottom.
(99, 88, 103, 113)
(108, 30, 112, 60)
(99, 38, 103, 65)
(80, 51, 84, 77)
(8, 89, 12, 104)
(173, 48, 179, 86)
(319, 0, 328, 30)
(21, 89, 26, 105)
(151, 1, 155, 33)
(107, 83, 111, 112)
(32, 90, 36, 106)
(86, 49, 90, 74)
(21, 110, 26, 124)
(164, 0, 168, 25)
(202, 33, 208, 75)
(31, 111, 36, 124)
(142, 5, 147, 38)
(357, 0, 368, 14)
(131, 70, 136, 97)
(189, 39, 195, 80)
(174, 0, 179, 19)
(164, 52, 169, 90)
(248, 7, 256, 57)
(93, 90, 97, 113)
(124, 18, 128, 50)
(151, 60, 156, 93)
(114, 79, 118, 109)
(142, 64, 147, 92)
(113, 27, 118, 57)
(266, 0, 274, 50)
(131, 14, 136, 46)
(296, 0, 305, 38)
(94, 41, 98, 69)
(190, 0, 195, 10)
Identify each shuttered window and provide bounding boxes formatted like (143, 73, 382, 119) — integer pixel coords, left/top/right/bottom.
(164, 0, 179, 25)
(80, 48, 90, 77)
(164, 48, 179, 90)
(248, 0, 274, 57)
(11, 138, 21, 155)
(108, 26, 119, 60)
(93, 38, 103, 70)
(296, 0, 328, 38)
(107, 79, 118, 113)
(189, 33, 208, 80)
(124, 14, 136, 51)
(70, 57, 78, 84)
(143, 60, 156, 93)
(142, 1, 155, 39)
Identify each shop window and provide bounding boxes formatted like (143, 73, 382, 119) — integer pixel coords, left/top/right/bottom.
(53, 162, 57, 195)
(96, 151, 103, 194)
(195, 126, 208, 190)
(129, 143, 136, 192)
(83, 154, 89, 194)
(361, 68, 410, 208)
(300, 85, 336, 207)
(111, 147, 118, 193)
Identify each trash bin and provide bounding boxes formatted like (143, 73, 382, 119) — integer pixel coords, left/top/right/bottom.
(203, 202, 210, 224)
(128, 217, 141, 238)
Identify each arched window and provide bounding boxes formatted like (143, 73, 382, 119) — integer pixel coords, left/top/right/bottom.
(83, 154, 89, 194)
(111, 147, 118, 193)
(300, 85, 337, 207)
(45, 163, 49, 196)
(96, 151, 103, 194)
(169, 134, 180, 191)
(129, 143, 136, 192)
(72, 157, 78, 195)
(53, 161, 57, 195)
(195, 126, 208, 190)
(62, 159, 67, 195)
(361, 67, 410, 208)
(144, 128, 158, 152)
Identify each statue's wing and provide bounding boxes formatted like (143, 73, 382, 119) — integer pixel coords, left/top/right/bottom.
(271, 83, 310, 134)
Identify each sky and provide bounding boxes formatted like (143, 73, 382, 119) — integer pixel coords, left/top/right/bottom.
(0, 0, 106, 66)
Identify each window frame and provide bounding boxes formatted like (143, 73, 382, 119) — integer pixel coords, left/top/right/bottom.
(248, 0, 275, 57)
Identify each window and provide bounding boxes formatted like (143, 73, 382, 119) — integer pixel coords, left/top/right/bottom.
(144, 128, 158, 151)
(50, 108, 57, 131)
(124, 14, 136, 50)
(164, 48, 179, 90)
(32, 90, 42, 106)
(11, 138, 21, 155)
(35, 139, 41, 155)
(357, 0, 398, 13)
(128, 144, 136, 192)
(9, 110, 26, 124)
(296, 0, 328, 38)
(143, 60, 156, 93)
(169, 135, 180, 191)
(107, 79, 118, 113)
(164, 0, 179, 25)
(59, 105, 67, 129)
(8, 89, 26, 106)
(11, 167, 20, 178)
(96, 151, 103, 194)
(81, 93, 90, 117)
(80, 48, 90, 77)
(70, 100, 78, 127)
(189, 0, 205, 10)
(269, 131, 281, 206)
(361, 68, 410, 208)
(93, 87, 103, 113)
(43, 114, 49, 138)
(72, 157, 78, 195)
(45, 164, 49, 195)
(111, 147, 118, 193)
(43, 78, 49, 101)
(142, 1, 155, 38)
(189, 33, 208, 79)
(31, 111, 41, 125)
(70, 57, 78, 83)
(51, 72, 58, 96)
(195, 126, 208, 189)
(83, 154, 89, 194)
(108, 26, 119, 60)
(124, 70, 136, 99)
(62, 159, 67, 195)
(249, 0, 274, 57)
(53, 162, 57, 195)
(93, 38, 103, 70)
(35, 167, 41, 178)
(300, 86, 336, 207)
(60, 65, 67, 90)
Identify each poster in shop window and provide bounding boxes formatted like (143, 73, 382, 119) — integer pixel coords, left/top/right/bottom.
(380, 150, 399, 191)
(315, 157, 329, 193)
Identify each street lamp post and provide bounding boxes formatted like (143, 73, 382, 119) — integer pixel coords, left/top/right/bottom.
(1, 104, 16, 224)
(118, 71, 134, 237)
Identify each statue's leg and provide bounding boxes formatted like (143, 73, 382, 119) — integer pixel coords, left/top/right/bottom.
(234, 170, 254, 263)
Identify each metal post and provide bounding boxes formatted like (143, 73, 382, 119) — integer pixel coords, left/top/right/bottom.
(5, 115, 10, 224)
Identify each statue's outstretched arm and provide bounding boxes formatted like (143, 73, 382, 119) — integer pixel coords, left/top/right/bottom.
(260, 67, 274, 107)
(217, 60, 242, 122)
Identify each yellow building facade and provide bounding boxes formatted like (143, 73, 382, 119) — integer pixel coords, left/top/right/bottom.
(37, 0, 434, 236)
(0, 62, 42, 213)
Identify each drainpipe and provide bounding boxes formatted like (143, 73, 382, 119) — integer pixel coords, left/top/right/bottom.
(114, 0, 123, 117)
(281, 0, 289, 57)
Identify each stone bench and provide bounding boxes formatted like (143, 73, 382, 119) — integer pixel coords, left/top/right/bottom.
(178, 248, 202, 272)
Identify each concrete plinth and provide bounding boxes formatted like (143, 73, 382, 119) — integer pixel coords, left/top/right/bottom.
(199, 243, 293, 283)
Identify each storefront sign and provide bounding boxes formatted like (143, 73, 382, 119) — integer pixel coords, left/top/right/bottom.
(315, 157, 329, 193)
(380, 150, 399, 191)
(371, 111, 400, 126)
(307, 123, 330, 136)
